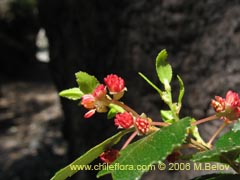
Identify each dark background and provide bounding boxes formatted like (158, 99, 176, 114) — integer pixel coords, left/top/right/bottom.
(0, 0, 240, 179)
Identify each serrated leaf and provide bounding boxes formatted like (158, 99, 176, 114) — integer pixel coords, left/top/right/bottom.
(155, 49, 172, 86)
(97, 117, 191, 180)
(160, 110, 174, 123)
(177, 75, 184, 105)
(232, 119, 240, 132)
(75, 71, 100, 94)
(107, 104, 125, 119)
(50, 129, 132, 180)
(192, 131, 240, 163)
(59, 88, 84, 100)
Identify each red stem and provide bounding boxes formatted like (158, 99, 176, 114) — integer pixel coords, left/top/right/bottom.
(151, 121, 169, 127)
(207, 122, 228, 147)
(192, 115, 218, 126)
(111, 100, 140, 117)
(121, 131, 138, 150)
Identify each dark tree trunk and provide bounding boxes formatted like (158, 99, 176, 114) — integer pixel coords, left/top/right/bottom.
(38, 0, 240, 179)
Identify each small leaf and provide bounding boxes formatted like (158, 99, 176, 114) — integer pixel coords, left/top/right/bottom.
(138, 72, 162, 95)
(50, 129, 132, 180)
(75, 71, 100, 94)
(177, 75, 185, 105)
(97, 117, 191, 180)
(232, 119, 240, 132)
(59, 88, 84, 100)
(107, 104, 125, 119)
(190, 118, 207, 146)
(155, 49, 172, 86)
(160, 110, 174, 123)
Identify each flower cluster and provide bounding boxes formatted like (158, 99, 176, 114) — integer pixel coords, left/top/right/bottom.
(114, 112, 151, 135)
(211, 90, 240, 121)
(81, 74, 126, 118)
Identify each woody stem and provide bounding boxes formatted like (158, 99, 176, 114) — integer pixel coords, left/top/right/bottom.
(192, 115, 218, 126)
(111, 100, 140, 117)
(121, 131, 138, 150)
(151, 121, 170, 127)
(207, 122, 228, 148)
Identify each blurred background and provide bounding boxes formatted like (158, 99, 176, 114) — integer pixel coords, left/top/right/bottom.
(1, 0, 240, 179)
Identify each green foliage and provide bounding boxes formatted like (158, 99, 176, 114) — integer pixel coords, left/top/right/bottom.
(155, 49, 172, 88)
(192, 130, 240, 168)
(138, 72, 163, 95)
(177, 75, 185, 106)
(160, 110, 174, 123)
(75, 71, 100, 94)
(59, 88, 83, 100)
(107, 104, 125, 119)
(97, 117, 191, 180)
(232, 119, 240, 132)
(50, 129, 132, 180)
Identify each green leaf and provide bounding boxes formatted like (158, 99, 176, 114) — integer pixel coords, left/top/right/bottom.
(232, 119, 240, 132)
(177, 75, 185, 105)
(97, 117, 191, 180)
(50, 129, 132, 180)
(59, 88, 84, 100)
(192, 131, 240, 163)
(215, 130, 240, 148)
(160, 110, 174, 123)
(138, 72, 162, 95)
(155, 49, 172, 86)
(107, 104, 125, 119)
(75, 71, 100, 94)
(190, 118, 208, 146)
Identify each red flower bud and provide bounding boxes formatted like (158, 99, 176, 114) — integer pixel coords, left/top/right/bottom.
(114, 112, 134, 129)
(135, 117, 150, 135)
(93, 84, 107, 100)
(100, 149, 119, 164)
(225, 90, 240, 108)
(81, 94, 95, 109)
(104, 74, 126, 94)
(211, 96, 225, 112)
(84, 109, 96, 118)
(211, 90, 240, 121)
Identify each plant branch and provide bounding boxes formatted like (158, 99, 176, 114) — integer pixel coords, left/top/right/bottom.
(121, 131, 138, 150)
(111, 100, 140, 117)
(207, 122, 228, 148)
(151, 121, 170, 127)
(192, 115, 218, 126)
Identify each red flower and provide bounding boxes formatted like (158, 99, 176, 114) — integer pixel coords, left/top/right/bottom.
(93, 84, 107, 100)
(135, 117, 150, 135)
(81, 94, 95, 109)
(81, 85, 108, 118)
(114, 112, 134, 129)
(104, 74, 126, 94)
(225, 90, 240, 108)
(211, 90, 240, 121)
(211, 96, 225, 112)
(100, 149, 119, 164)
